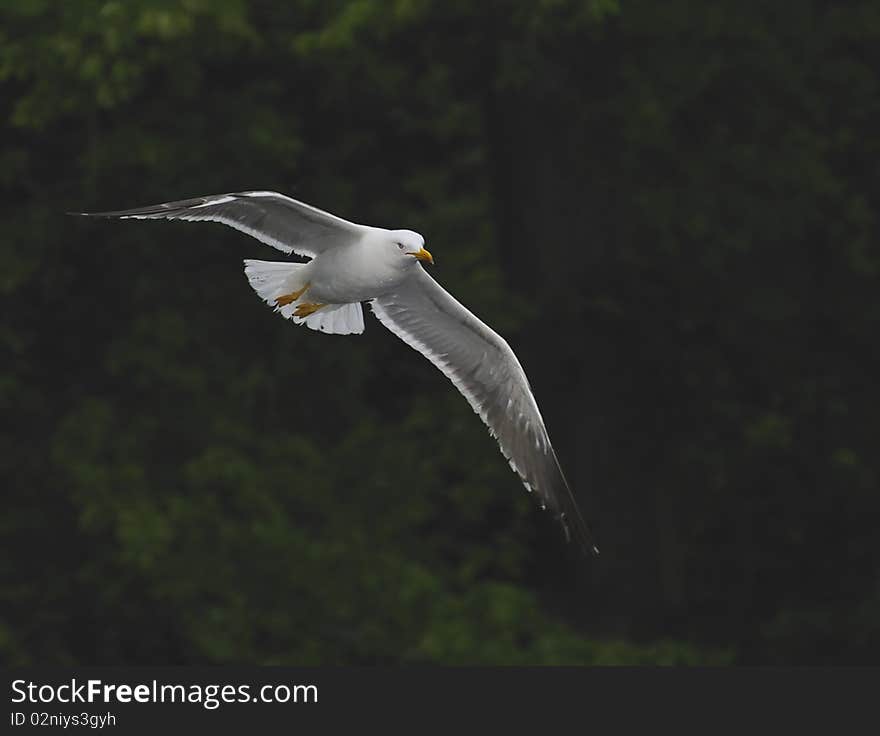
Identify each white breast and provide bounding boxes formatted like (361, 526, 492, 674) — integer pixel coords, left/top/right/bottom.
(307, 229, 411, 304)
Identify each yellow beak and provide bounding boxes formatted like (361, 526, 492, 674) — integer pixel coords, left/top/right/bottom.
(412, 247, 434, 265)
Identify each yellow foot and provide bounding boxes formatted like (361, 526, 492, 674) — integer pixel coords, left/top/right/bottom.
(274, 282, 311, 307)
(293, 302, 324, 318)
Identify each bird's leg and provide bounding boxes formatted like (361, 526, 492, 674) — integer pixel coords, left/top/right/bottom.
(274, 282, 311, 307)
(293, 302, 325, 318)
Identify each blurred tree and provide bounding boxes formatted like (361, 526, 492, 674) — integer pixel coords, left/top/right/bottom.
(0, 0, 877, 665)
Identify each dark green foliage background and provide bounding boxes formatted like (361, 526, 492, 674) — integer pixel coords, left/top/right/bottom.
(1, 0, 878, 664)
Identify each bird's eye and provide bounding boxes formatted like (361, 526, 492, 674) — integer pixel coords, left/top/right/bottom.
(397, 243, 405, 250)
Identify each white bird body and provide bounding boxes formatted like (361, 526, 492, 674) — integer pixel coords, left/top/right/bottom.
(74, 191, 598, 555)
(306, 227, 424, 304)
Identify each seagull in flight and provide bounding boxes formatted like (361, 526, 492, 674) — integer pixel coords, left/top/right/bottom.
(74, 191, 598, 555)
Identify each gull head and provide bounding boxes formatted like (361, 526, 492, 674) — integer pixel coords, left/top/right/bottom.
(389, 229, 433, 265)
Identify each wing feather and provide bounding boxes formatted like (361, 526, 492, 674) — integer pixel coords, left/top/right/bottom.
(371, 267, 598, 555)
(73, 190, 365, 258)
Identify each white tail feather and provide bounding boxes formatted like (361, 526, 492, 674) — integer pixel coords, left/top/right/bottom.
(243, 259, 364, 335)
(295, 301, 364, 335)
(244, 259, 309, 305)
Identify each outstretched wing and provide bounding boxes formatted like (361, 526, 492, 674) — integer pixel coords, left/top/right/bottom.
(370, 266, 598, 555)
(72, 190, 365, 258)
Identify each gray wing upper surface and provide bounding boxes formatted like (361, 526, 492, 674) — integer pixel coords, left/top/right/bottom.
(74, 190, 364, 258)
(370, 266, 597, 555)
